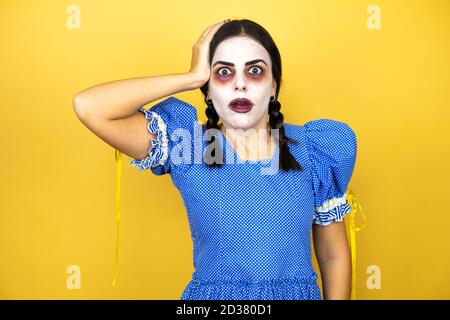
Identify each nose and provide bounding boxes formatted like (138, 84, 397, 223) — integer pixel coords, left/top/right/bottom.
(234, 71, 247, 91)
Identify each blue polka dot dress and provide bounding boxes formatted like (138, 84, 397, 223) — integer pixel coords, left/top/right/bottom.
(131, 96, 357, 300)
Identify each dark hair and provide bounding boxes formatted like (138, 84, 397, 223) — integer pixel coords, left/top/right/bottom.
(200, 19, 302, 172)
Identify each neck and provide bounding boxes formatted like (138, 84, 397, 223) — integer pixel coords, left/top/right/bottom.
(219, 118, 274, 160)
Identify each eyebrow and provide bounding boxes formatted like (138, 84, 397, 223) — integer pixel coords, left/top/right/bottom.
(212, 59, 268, 67)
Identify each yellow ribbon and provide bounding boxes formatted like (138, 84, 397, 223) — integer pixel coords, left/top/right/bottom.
(112, 149, 123, 286)
(346, 189, 366, 300)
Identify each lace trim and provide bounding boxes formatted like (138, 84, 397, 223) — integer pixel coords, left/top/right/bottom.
(313, 192, 352, 226)
(130, 108, 169, 170)
(315, 192, 348, 212)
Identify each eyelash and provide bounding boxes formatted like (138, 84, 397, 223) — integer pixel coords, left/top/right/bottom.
(216, 66, 263, 77)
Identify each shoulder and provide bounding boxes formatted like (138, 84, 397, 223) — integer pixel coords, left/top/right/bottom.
(303, 119, 357, 159)
(149, 96, 197, 115)
(147, 96, 199, 133)
(286, 119, 356, 145)
(284, 118, 357, 164)
(283, 122, 304, 140)
(303, 118, 356, 140)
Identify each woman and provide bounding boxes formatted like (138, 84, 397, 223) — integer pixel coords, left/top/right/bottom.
(73, 18, 357, 300)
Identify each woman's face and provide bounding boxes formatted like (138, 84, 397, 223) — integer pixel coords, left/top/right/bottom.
(208, 36, 276, 130)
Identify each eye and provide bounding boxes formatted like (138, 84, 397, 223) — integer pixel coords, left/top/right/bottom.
(249, 66, 263, 75)
(216, 66, 263, 77)
(217, 67, 232, 76)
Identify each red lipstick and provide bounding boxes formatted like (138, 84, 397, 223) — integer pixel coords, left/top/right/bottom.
(228, 98, 254, 113)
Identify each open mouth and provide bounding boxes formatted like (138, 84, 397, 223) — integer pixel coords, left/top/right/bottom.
(228, 98, 254, 113)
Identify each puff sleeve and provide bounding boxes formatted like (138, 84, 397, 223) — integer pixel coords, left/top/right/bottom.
(304, 119, 357, 226)
(130, 96, 198, 176)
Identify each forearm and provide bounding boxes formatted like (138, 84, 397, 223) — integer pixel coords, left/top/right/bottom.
(72, 72, 205, 120)
(318, 254, 351, 300)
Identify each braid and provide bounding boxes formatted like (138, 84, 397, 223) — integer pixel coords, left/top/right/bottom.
(268, 99, 302, 172)
(205, 98, 223, 168)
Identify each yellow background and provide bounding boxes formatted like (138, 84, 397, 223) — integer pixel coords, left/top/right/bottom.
(1, 0, 449, 299)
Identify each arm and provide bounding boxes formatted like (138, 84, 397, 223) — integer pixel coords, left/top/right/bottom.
(312, 221, 351, 300)
(72, 20, 227, 161)
(72, 73, 205, 121)
(72, 20, 229, 121)
(72, 72, 205, 160)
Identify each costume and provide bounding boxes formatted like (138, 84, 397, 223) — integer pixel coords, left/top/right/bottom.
(130, 96, 357, 300)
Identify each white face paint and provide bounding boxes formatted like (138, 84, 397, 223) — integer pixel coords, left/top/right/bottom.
(208, 36, 277, 131)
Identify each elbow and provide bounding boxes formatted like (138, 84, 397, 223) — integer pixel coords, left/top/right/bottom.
(72, 93, 89, 120)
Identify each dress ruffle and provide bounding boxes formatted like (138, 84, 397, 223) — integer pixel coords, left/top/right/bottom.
(180, 273, 322, 300)
(130, 107, 169, 171)
(312, 192, 353, 226)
